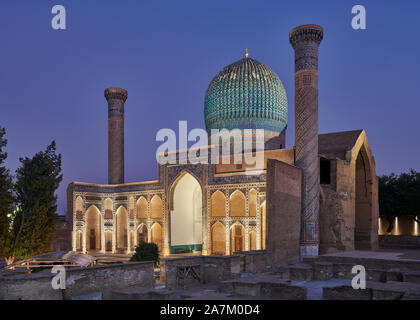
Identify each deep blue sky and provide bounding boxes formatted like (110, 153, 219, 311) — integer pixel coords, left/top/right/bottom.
(1, 1, 419, 214)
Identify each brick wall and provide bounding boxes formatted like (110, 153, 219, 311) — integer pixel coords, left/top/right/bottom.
(0, 261, 154, 300)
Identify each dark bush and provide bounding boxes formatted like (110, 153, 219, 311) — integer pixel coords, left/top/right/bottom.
(130, 242, 159, 267)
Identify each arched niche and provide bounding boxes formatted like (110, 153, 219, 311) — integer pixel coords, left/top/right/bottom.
(211, 221, 226, 255)
(85, 205, 101, 251)
(169, 172, 203, 253)
(211, 190, 226, 217)
(115, 206, 128, 250)
(136, 196, 148, 219)
(229, 190, 246, 217)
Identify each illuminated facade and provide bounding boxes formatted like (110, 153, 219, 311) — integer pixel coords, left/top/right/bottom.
(67, 25, 379, 258)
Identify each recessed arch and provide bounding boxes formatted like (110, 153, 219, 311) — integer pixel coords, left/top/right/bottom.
(75, 230, 83, 251)
(249, 230, 257, 251)
(115, 206, 128, 251)
(229, 190, 246, 217)
(151, 195, 163, 219)
(169, 170, 203, 211)
(169, 172, 203, 253)
(355, 144, 373, 249)
(248, 189, 257, 217)
(129, 196, 135, 220)
(104, 198, 113, 219)
(211, 221, 226, 255)
(260, 201, 266, 250)
(105, 230, 112, 252)
(211, 190, 226, 217)
(151, 222, 163, 252)
(136, 223, 148, 245)
(75, 196, 84, 220)
(230, 222, 245, 253)
(129, 230, 134, 251)
(136, 196, 148, 219)
(85, 205, 101, 250)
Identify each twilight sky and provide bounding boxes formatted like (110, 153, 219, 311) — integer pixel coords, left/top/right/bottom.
(1, 0, 419, 215)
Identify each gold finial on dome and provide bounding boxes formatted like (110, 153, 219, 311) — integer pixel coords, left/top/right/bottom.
(245, 48, 249, 58)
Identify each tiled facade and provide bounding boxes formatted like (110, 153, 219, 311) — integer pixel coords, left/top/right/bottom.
(67, 155, 270, 256)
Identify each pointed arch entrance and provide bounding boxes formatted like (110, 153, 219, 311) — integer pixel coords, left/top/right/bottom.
(169, 172, 203, 253)
(355, 145, 373, 250)
(230, 222, 245, 254)
(116, 206, 128, 251)
(151, 223, 163, 252)
(137, 224, 148, 245)
(211, 221, 226, 255)
(85, 205, 101, 251)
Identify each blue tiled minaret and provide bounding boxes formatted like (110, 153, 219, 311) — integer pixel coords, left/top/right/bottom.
(289, 25, 323, 257)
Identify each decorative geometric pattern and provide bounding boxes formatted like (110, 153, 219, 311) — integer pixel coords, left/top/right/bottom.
(290, 25, 323, 248)
(204, 57, 288, 134)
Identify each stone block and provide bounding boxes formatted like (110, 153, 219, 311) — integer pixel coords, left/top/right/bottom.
(323, 285, 372, 300)
(313, 262, 333, 281)
(112, 287, 172, 300)
(0, 261, 154, 300)
(289, 264, 313, 281)
(332, 263, 355, 279)
(371, 288, 403, 300)
(232, 281, 261, 297)
(367, 269, 387, 282)
(260, 281, 307, 300)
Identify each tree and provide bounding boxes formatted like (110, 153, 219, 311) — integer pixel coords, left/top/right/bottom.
(130, 242, 159, 267)
(0, 127, 15, 263)
(379, 169, 420, 233)
(6, 141, 62, 263)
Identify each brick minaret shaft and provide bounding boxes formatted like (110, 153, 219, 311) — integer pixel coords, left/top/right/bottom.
(289, 25, 323, 257)
(105, 88, 128, 185)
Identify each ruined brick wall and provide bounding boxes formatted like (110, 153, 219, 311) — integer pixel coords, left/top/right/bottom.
(160, 255, 241, 290)
(319, 131, 379, 253)
(0, 261, 154, 300)
(234, 250, 269, 273)
(319, 159, 353, 253)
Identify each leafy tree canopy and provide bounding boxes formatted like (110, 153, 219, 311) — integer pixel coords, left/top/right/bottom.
(130, 242, 159, 267)
(379, 169, 420, 231)
(11, 141, 62, 260)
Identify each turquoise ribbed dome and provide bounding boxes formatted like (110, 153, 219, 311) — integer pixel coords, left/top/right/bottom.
(204, 57, 288, 134)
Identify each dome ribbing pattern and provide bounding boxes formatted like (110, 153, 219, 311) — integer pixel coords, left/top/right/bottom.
(204, 57, 288, 134)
